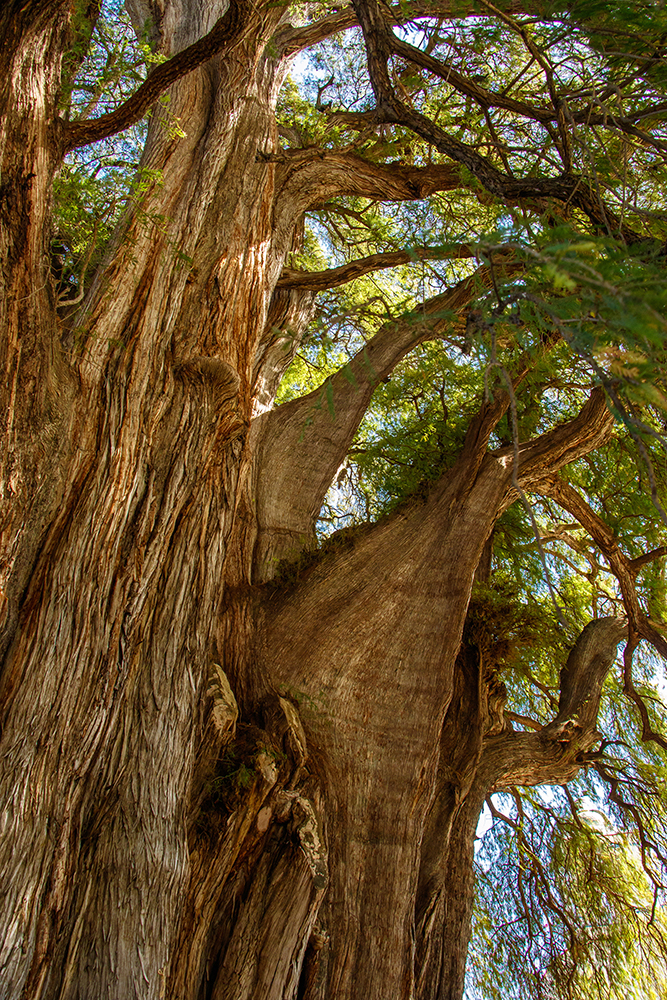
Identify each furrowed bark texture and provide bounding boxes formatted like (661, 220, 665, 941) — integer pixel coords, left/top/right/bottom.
(0, 3, 630, 1000)
(0, 1, 80, 665)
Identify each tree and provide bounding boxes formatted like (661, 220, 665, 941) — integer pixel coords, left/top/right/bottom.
(1, 0, 667, 998)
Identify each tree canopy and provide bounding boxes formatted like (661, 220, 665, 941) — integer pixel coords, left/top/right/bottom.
(4, 0, 667, 997)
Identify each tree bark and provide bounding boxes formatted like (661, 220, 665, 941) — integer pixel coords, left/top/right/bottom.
(0, 4, 632, 1000)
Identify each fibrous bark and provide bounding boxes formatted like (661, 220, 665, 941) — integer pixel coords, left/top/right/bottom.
(0, 2, 658, 1000)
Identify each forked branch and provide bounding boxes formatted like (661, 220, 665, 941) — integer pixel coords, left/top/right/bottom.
(477, 618, 629, 792)
(543, 617, 629, 739)
(497, 388, 615, 494)
(537, 475, 667, 662)
(253, 259, 522, 578)
(391, 34, 667, 155)
(349, 0, 646, 242)
(62, 0, 255, 151)
(275, 0, 519, 56)
(529, 476, 667, 752)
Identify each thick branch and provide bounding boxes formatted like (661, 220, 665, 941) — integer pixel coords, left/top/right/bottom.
(253, 260, 521, 579)
(276, 244, 482, 291)
(275, 6, 358, 55)
(544, 617, 628, 736)
(352, 0, 395, 107)
(477, 617, 628, 792)
(416, 614, 630, 1000)
(254, 293, 616, 585)
(273, 152, 461, 222)
(631, 545, 667, 571)
(496, 387, 614, 494)
(62, 0, 254, 151)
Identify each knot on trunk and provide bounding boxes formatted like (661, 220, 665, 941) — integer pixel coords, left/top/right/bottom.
(174, 356, 240, 406)
(260, 693, 309, 774)
(275, 791, 328, 889)
(483, 668, 507, 737)
(208, 662, 239, 739)
(279, 696, 308, 768)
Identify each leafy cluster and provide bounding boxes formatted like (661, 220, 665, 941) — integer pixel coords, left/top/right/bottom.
(53, 0, 157, 300)
(470, 784, 667, 1000)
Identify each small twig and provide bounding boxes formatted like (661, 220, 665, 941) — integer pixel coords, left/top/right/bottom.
(316, 74, 336, 111)
(590, 366, 667, 530)
(622, 631, 667, 753)
(56, 218, 99, 308)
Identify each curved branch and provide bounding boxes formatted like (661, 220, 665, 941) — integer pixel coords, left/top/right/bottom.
(62, 0, 255, 151)
(543, 617, 628, 738)
(254, 299, 613, 583)
(631, 545, 667, 572)
(275, 6, 358, 55)
(505, 711, 542, 731)
(391, 34, 553, 122)
(496, 387, 615, 492)
(274, 0, 519, 56)
(274, 152, 461, 221)
(532, 476, 667, 749)
(536, 476, 667, 663)
(536, 475, 642, 619)
(477, 618, 628, 792)
(350, 0, 646, 242)
(253, 258, 521, 579)
(391, 35, 667, 154)
(276, 244, 482, 291)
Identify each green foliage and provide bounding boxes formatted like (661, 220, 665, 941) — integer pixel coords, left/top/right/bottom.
(464, 580, 561, 665)
(469, 785, 667, 1000)
(340, 340, 471, 519)
(551, 0, 667, 89)
(200, 726, 285, 815)
(54, 2, 667, 995)
(53, 1, 157, 301)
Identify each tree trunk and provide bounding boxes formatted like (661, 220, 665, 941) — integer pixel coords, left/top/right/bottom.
(0, 4, 621, 1000)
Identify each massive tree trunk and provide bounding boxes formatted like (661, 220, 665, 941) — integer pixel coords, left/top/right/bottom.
(0, 3, 633, 999)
